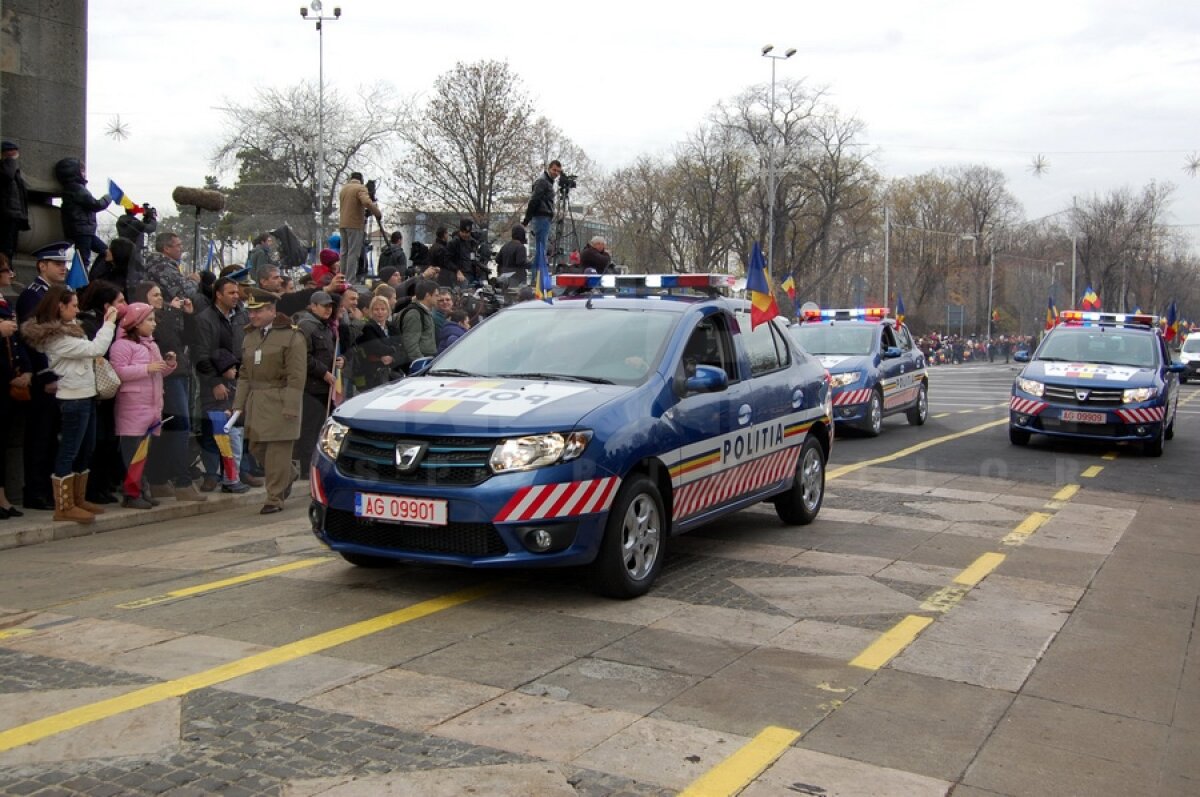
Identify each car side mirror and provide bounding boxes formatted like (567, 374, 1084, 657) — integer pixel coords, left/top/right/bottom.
(1167, 361, 1185, 373)
(1014, 350, 1031, 363)
(685, 364, 728, 394)
(882, 346, 902, 359)
(408, 357, 433, 375)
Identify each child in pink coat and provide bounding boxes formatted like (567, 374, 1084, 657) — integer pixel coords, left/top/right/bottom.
(109, 302, 176, 508)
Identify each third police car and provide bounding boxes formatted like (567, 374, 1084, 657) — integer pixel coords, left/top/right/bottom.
(1010, 310, 1184, 455)
(789, 307, 928, 436)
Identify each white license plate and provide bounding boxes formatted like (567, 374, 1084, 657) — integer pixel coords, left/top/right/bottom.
(355, 493, 447, 526)
(1061, 410, 1106, 424)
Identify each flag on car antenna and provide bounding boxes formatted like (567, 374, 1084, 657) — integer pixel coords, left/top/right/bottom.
(1080, 285, 1101, 311)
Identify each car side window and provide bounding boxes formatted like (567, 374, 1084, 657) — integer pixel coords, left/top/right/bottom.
(896, 324, 914, 351)
(743, 317, 791, 377)
(680, 314, 738, 384)
(880, 325, 898, 350)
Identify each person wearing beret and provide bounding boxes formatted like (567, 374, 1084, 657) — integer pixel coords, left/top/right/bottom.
(232, 288, 306, 514)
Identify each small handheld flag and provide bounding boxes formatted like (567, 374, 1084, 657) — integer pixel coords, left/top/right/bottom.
(781, 275, 796, 302)
(66, 249, 89, 290)
(1080, 285, 1101, 311)
(895, 293, 906, 326)
(1165, 300, 1179, 342)
(107, 180, 143, 214)
(1045, 296, 1058, 331)
(123, 420, 164, 498)
(207, 411, 239, 482)
(746, 242, 779, 330)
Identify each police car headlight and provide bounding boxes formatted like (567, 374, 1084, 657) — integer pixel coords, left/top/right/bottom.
(490, 431, 593, 473)
(318, 418, 350, 460)
(1017, 378, 1044, 397)
(1122, 387, 1156, 403)
(829, 372, 860, 389)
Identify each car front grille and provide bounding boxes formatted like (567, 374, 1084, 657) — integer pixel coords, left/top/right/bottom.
(336, 429, 497, 486)
(1043, 383, 1124, 406)
(323, 507, 509, 557)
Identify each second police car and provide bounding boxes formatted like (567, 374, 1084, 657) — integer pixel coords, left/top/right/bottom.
(310, 274, 833, 598)
(1010, 310, 1184, 456)
(789, 307, 928, 436)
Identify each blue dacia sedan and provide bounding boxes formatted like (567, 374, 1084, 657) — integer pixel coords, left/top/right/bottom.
(309, 274, 832, 598)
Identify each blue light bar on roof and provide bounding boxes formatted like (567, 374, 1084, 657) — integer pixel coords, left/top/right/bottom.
(553, 273, 737, 292)
(801, 307, 890, 322)
(1058, 310, 1157, 328)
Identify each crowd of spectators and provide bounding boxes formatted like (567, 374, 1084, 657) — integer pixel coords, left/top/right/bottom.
(915, 333, 1035, 365)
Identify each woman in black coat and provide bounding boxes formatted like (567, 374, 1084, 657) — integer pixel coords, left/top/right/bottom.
(76, 280, 127, 503)
(354, 295, 400, 390)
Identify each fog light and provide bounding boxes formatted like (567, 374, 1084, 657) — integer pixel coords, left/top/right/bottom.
(1136, 425, 1147, 435)
(840, 408, 855, 418)
(528, 529, 553, 552)
(1017, 415, 1030, 426)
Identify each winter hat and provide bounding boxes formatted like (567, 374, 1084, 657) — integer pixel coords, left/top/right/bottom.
(319, 248, 340, 267)
(511, 225, 526, 243)
(377, 266, 397, 284)
(1, 141, 17, 153)
(120, 302, 154, 330)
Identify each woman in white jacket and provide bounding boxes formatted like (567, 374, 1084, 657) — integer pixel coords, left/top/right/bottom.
(20, 285, 118, 524)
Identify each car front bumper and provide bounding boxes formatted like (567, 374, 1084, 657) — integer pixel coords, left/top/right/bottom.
(1009, 394, 1166, 442)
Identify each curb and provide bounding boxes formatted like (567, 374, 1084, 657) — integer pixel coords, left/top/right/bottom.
(0, 487, 286, 550)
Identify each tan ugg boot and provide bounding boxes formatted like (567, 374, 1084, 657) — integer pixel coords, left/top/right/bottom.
(73, 470, 106, 514)
(52, 475, 94, 525)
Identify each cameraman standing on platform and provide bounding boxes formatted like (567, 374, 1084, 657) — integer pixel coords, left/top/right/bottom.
(522, 160, 560, 272)
(337, 172, 382, 283)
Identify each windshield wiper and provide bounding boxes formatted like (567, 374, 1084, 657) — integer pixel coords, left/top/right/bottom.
(1035, 356, 1072, 362)
(499, 372, 613, 384)
(426, 368, 482, 377)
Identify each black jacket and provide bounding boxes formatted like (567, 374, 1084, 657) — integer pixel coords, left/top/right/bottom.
(16, 278, 54, 388)
(53, 158, 111, 238)
(523, 171, 555, 224)
(193, 303, 247, 410)
(379, 243, 408, 271)
(579, 244, 613, 273)
(0, 158, 29, 226)
(443, 235, 481, 284)
(294, 310, 337, 396)
(153, 305, 194, 375)
(497, 239, 529, 275)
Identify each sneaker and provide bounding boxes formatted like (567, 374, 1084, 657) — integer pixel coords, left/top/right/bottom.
(239, 472, 265, 487)
(221, 482, 251, 494)
(199, 476, 220, 493)
(122, 495, 154, 510)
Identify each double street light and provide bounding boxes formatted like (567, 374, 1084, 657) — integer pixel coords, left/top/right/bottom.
(762, 44, 795, 281)
(299, 1, 341, 247)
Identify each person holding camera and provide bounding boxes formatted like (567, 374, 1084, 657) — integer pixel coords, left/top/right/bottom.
(116, 204, 157, 284)
(443, 218, 480, 287)
(522, 160, 561, 273)
(337, 172, 382, 283)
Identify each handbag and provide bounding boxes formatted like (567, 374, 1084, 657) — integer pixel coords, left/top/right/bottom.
(5, 339, 29, 401)
(94, 356, 121, 400)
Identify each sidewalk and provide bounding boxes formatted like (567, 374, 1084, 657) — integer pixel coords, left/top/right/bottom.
(0, 485, 284, 551)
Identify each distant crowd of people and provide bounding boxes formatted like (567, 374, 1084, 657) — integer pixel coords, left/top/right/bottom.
(915, 333, 1035, 365)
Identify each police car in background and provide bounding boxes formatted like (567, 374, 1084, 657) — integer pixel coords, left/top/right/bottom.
(1179, 332, 1199, 383)
(310, 273, 833, 598)
(1010, 310, 1184, 456)
(789, 307, 928, 436)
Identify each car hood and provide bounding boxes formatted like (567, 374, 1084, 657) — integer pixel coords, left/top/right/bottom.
(334, 376, 634, 435)
(815, 354, 873, 373)
(1022, 360, 1157, 387)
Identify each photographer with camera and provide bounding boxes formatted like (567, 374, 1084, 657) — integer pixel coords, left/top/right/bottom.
(337, 171, 383, 283)
(116, 204, 157, 283)
(522, 160, 561, 273)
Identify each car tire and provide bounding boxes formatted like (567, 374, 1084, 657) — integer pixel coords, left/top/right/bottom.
(862, 390, 883, 437)
(1145, 423, 1166, 457)
(774, 434, 825, 525)
(1009, 426, 1030, 446)
(588, 475, 665, 599)
(340, 552, 397, 568)
(1165, 416, 1175, 441)
(906, 382, 928, 426)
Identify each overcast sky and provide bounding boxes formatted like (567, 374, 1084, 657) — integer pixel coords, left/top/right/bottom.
(86, 0, 1200, 245)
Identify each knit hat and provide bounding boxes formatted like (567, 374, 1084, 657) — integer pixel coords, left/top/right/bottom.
(120, 302, 154, 330)
(511, 225, 526, 243)
(377, 266, 398, 284)
(319, 248, 340, 267)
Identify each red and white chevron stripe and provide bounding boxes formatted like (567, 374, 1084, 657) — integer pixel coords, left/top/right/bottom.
(493, 477, 619, 523)
(1010, 396, 1048, 415)
(1116, 406, 1165, 424)
(674, 446, 801, 520)
(833, 388, 871, 406)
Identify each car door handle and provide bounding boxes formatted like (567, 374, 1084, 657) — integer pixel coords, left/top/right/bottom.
(738, 403, 752, 426)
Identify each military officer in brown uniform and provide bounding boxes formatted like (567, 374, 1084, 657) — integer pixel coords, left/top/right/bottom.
(233, 289, 307, 514)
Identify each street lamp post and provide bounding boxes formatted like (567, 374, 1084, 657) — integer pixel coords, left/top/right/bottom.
(761, 44, 795, 281)
(299, 1, 341, 248)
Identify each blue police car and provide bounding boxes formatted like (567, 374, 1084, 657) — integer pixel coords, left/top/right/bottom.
(310, 274, 833, 598)
(789, 307, 928, 436)
(1010, 310, 1184, 456)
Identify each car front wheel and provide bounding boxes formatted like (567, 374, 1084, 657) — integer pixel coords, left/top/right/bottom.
(774, 434, 825, 525)
(1009, 426, 1030, 446)
(588, 475, 665, 599)
(906, 382, 928, 426)
(862, 390, 883, 437)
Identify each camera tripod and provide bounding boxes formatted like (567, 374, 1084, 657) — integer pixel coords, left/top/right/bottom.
(550, 186, 581, 271)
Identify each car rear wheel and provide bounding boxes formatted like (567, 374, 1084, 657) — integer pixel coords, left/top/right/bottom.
(862, 390, 883, 437)
(774, 434, 825, 525)
(906, 382, 928, 426)
(340, 552, 397, 568)
(588, 475, 665, 599)
(1009, 426, 1030, 446)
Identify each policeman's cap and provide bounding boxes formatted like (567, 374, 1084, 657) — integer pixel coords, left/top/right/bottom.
(245, 288, 278, 309)
(32, 242, 73, 262)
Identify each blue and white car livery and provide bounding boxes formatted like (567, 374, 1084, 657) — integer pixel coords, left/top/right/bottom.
(789, 307, 928, 436)
(310, 273, 833, 598)
(1009, 310, 1184, 456)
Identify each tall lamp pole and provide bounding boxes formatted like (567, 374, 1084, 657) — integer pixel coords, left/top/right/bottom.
(299, 1, 341, 248)
(761, 44, 795, 281)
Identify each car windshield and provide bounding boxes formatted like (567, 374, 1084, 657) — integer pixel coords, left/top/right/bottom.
(1182, 336, 1200, 353)
(1038, 329, 1159, 368)
(790, 324, 875, 356)
(431, 304, 678, 385)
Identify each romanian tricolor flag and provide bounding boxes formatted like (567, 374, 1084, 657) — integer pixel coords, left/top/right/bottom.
(1165, 300, 1179, 342)
(745, 241, 778, 329)
(1080, 285, 1101, 311)
(207, 411, 238, 482)
(123, 420, 163, 498)
(534, 245, 553, 303)
(1045, 296, 1058, 330)
(895, 293, 906, 326)
(781, 275, 796, 302)
(67, 248, 89, 290)
(107, 179, 143, 214)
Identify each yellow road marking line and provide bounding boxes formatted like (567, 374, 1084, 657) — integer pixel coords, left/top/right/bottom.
(1101, 451, 1118, 461)
(932, 412, 950, 418)
(827, 419, 1007, 481)
(1003, 511, 1052, 546)
(116, 557, 333, 609)
(957, 409, 974, 414)
(678, 725, 801, 797)
(921, 584, 970, 613)
(953, 552, 1006, 587)
(1052, 484, 1080, 502)
(0, 628, 35, 641)
(1081, 466, 1103, 478)
(0, 583, 499, 753)
(849, 615, 933, 670)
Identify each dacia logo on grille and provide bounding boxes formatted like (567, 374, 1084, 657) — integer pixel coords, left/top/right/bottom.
(1075, 389, 1090, 401)
(394, 441, 428, 473)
